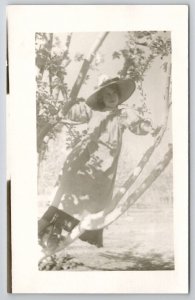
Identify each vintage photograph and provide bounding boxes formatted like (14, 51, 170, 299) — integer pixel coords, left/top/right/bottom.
(36, 31, 173, 271)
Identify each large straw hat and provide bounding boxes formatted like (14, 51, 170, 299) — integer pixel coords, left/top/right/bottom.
(86, 75, 136, 111)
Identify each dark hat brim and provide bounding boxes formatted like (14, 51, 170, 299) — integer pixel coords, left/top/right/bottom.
(86, 78, 136, 111)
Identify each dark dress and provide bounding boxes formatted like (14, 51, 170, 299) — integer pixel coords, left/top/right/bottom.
(59, 107, 149, 219)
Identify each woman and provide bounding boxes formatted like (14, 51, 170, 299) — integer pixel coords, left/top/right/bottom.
(38, 77, 155, 250)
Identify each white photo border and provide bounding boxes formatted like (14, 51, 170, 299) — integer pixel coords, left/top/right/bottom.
(7, 5, 188, 294)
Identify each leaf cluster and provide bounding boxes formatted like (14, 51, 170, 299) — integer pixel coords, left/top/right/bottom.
(112, 31, 171, 116)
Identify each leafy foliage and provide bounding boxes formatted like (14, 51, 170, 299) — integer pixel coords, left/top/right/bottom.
(112, 31, 171, 116)
(36, 33, 72, 156)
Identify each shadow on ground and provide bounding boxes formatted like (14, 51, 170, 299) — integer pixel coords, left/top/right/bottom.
(39, 245, 174, 271)
(92, 247, 174, 271)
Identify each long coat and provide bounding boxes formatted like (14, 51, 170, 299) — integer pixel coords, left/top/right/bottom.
(59, 107, 151, 219)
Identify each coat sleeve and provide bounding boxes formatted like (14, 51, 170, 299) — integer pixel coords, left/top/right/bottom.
(120, 108, 153, 136)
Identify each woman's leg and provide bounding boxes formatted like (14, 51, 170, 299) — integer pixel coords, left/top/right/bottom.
(80, 229, 103, 248)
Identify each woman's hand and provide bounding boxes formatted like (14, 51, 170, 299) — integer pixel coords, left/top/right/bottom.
(140, 119, 153, 133)
(140, 120, 162, 137)
(151, 125, 162, 137)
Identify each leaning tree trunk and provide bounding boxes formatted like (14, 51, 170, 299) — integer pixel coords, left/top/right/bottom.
(37, 32, 109, 151)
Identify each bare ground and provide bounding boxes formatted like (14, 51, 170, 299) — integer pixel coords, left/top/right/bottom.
(38, 207, 174, 271)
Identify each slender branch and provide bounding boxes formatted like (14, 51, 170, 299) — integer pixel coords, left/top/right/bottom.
(38, 33, 53, 80)
(65, 33, 72, 56)
(48, 34, 54, 95)
(56, 34, 72, 100)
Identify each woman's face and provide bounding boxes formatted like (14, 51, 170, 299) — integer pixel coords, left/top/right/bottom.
(101, 86, 119, 109)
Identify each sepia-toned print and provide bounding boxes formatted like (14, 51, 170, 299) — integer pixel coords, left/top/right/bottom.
(36, 31, 173, 271)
